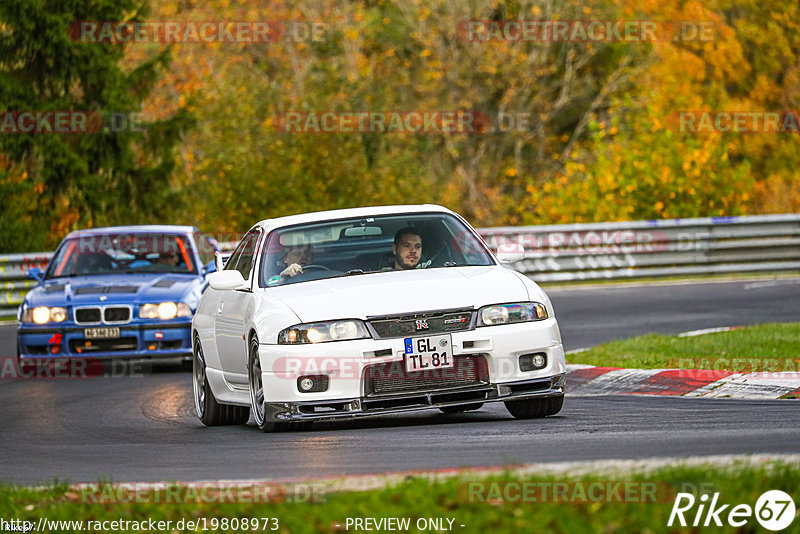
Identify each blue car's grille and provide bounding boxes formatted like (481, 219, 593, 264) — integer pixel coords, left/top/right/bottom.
(75, 308, 101, 323)
(73, 306, 131, 324)
(104, 307, 130, 322)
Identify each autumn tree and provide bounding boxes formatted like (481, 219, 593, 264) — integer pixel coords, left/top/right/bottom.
(0, 0, 191, 251)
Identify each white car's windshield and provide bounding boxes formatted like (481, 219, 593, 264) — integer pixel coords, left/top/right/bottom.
(46, 233, 198, 278)
(260, 212, 495, 287)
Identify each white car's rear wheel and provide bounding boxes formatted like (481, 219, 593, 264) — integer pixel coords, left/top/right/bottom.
(504, 395, 564, 419)
(194, 336, 249, 426)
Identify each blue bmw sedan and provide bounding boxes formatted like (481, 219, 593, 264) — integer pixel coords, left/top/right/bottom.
(17, 225, 219, 362)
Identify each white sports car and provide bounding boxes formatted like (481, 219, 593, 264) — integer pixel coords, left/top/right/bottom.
(192, 205, 566, 431)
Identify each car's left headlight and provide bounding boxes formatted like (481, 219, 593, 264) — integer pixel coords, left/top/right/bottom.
(477, 302, 548, 326)
(21, 306, 68, 324)
(278, 320, 370, 344)
(139, 302, 192, 320)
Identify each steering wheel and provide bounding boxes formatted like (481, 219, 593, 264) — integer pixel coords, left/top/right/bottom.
(301, 264, 330, 272)
(423, 248, 446, 268)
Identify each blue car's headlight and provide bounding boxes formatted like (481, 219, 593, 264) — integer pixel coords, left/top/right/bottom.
(21, 306, 67, 324)
(139, 302, 192, 320)
(477, 302, 548, 326)
(278, 320, 370, 344)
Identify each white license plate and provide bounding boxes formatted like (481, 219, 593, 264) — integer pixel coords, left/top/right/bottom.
(84, 327, 120, 339)
(404, 334, 454, 373)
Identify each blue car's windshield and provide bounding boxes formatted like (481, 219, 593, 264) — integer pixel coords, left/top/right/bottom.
(259, 212, 495, 287)
(46, 233, 197, 278)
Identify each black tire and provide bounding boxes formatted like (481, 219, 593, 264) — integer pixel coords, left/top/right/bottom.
(248, 336, 288, 432)
(193, 336, 249, 426)
(504, 395, 564, 419)
(439, 403, 484, 414)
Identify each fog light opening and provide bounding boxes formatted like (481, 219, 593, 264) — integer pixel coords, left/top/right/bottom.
(297, 374, 329, 393)
(519, 352, 547, 372)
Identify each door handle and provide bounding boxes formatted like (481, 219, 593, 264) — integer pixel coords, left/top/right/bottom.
(217, 302, 224, 314)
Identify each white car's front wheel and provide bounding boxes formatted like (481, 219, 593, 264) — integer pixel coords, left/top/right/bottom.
(248, 336, 284, 432)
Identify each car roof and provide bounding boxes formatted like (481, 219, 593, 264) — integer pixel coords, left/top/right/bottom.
(254, 204, 457, 232)
(64, 225, 199, 239)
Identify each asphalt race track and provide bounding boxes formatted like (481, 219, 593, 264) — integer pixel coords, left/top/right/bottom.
(2, 278, 799, 484)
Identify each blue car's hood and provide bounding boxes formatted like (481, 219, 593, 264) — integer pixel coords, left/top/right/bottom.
(24, 273, 202, 308)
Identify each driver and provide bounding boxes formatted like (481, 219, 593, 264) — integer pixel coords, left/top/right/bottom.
(158, 251, 181, 266)
(279, 244, 314, 280)
(393, 227, 422, 270)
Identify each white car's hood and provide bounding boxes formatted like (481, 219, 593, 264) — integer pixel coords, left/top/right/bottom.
(268, 266, 530, 322)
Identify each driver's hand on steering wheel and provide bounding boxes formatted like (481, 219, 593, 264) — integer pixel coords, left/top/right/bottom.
(280, 263, 303, 278)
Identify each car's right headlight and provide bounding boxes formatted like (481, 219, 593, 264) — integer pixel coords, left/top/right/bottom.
(21, 306, 68, 324)
(477, 302, 548, 326)
(140, 302, 191, 319)
(278, 320, 370, 344)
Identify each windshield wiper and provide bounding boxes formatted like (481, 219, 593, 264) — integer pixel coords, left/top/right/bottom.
(443, 261, 458, 267)
(344, 269, 366, 276)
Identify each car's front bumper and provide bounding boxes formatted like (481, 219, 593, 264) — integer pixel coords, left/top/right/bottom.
(252, 318, 566, 422)
(16, 321, 192, 360)
(263, 374, 565, 422)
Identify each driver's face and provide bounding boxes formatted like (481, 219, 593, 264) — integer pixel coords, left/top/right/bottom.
(393, 234, 422, 270)
(284, 246, 313, 266)
(159, 252, 179, 265)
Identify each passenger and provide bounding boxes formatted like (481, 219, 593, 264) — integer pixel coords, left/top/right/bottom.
(392, 227, 422, 270)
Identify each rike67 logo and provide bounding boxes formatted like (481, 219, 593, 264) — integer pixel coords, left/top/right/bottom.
(668, 490, 796, 531)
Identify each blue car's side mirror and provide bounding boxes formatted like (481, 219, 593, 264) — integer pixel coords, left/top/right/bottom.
(202, 260, 217, 276)
(27, 268, 44, 282)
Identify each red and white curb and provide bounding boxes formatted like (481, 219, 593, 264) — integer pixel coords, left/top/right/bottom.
(565, 364, 800, 399)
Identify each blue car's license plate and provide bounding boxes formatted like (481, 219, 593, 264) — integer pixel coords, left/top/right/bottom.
(84, 327, 120, 339)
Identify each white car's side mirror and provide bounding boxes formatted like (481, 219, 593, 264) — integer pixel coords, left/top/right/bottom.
(496, 243, 525, 264)
(208, 270, 247, 291)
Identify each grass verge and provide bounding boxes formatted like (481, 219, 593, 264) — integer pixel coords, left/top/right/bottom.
(0, 461, 798, 533)
(567, 322, 800, 372)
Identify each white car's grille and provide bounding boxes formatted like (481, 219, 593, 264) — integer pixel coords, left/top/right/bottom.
(363, 355, 489, 396)
(368, 308, 474, 339)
